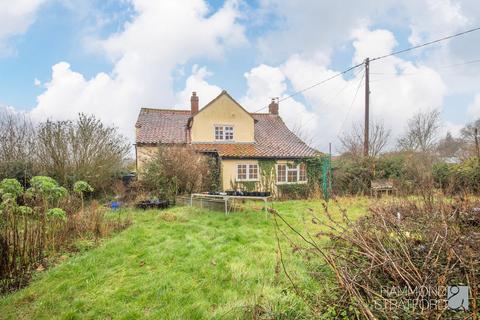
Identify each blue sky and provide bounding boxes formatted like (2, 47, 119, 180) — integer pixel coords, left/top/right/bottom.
(1, 0, 480, 150)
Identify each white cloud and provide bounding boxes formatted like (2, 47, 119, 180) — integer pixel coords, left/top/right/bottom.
(28, 0, 246, 140)
(406, 0, 469, 45)
(6, 0, 479, 155)
(467, 94, 480, 119)
(34, 78, 41, 87)
(0, 0, 45, 55)
(239, 28, 447, 152)
(176, 65, 222, 109)
(352, 28, 397, 65)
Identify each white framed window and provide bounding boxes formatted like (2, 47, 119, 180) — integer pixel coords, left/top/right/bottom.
(215, 126, 224, 140)
(237, 164, 259, 181)
(224, 126, 234, 140)
(277, 163, 307, 184)
(214, 125, 234, 141)
(277, 164, 287, 182)
(237, 164, 247, 180)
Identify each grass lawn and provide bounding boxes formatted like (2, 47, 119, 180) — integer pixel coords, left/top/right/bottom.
(0, 198, 368, 320)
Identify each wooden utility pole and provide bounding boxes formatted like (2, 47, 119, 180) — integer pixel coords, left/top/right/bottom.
(364, 57, 370, 157)
(475, 128, 480, 158)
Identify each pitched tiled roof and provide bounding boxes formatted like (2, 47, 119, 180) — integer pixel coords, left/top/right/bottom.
(135, 108, 190, 144)
(135, 108, 319, 158)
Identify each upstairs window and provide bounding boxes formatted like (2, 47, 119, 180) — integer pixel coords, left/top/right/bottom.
(215, 126, 224, 140)
(277, 163, 307, 183)
(214, 125, 234, 141)
(237, 164, 259, 181)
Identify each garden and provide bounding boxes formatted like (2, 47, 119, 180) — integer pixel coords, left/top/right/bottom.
(0, 110, 479, 319)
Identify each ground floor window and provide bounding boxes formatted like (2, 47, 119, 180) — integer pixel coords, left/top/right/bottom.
(237, 164, 259, 181)
(277, 163, 307, 183)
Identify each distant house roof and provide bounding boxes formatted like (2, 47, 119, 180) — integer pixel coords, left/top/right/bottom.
(135, 108, 319, 159)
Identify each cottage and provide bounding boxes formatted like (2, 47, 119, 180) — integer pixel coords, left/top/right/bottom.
(135, 90, 319, 193)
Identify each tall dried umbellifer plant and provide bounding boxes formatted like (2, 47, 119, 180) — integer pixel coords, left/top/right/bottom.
(73, 180, 94, 213)
(0, 176, 131, 294)
(0, 179, 39, 291)
(270, 196, 479, 319)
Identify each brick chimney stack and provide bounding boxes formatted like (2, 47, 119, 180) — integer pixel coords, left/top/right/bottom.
(268, 98, 279, 115)
(191, 91, 199, 114)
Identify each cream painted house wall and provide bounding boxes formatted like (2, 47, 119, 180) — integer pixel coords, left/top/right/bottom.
(190, 93, 254, 143)
(220, 159, 306, 193)
(221, 159, 259, 190)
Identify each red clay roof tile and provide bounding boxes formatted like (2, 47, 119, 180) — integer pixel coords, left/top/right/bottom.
(135, 108, 319, 158)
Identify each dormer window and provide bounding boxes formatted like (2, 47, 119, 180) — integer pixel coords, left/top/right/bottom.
(215, 125, 234, 141)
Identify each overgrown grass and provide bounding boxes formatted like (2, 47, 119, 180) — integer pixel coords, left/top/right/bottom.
(0, 198, 369, 319)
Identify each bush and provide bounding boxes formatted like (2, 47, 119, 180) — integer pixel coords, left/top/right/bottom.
(331, 152, 445, 197)
(0, 176, 130, 294)
(36, 113, 130, 192)
(450, 157, 480, 193)
(277, 184, 309, 200)
(141, 146, 212, 200)
(332, 157, 373, 195)
(271, 196, 480, 318)
(431, 157, 480, 194)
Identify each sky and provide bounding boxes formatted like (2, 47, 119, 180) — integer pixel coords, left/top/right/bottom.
(1, 0, 480, 153)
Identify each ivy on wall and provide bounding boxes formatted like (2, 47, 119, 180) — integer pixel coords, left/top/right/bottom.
(207, 154, 221, 191)
(258, 160, 276, 196)
(229, 180, 258, 191)
(225, 156, 327, 200)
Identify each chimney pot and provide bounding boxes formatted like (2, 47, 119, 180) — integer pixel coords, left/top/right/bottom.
(268, 98, 279, 115)
(191, 91, 199, 114)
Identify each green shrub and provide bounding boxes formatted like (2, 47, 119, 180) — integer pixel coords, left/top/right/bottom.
(432, 162, 453, 189)
(46, 208, 67, 221)
(0, 178, 23, 199)
(27, 176, 68, 206)
(277, 184, 309, 199)
(450, 157, 480, 192)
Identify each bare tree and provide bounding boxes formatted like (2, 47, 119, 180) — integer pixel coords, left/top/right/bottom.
(339, 120, 391, 157)
(0, 109, 37, 162)
(36, 113, 130, 190)
(397, 109, 441, 152)
(0, 109, 38, 181)
(460, 119, 480, 157)
(436, 132, 462, 157)
(460, 118, 480, 141)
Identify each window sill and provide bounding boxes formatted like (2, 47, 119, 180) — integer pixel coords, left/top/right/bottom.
(236, 179, 259, 182)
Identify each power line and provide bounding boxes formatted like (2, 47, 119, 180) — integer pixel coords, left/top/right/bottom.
(253, 26, 480, 113)
(370, 57, 480, 77)
(368, 58, 480, 83)
(370, 26, 480, 62)
(336, 69, 366, 137)
(298, 68, 364, 129)
(252, 63, 363, 113)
